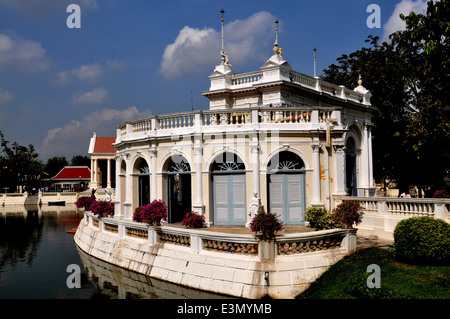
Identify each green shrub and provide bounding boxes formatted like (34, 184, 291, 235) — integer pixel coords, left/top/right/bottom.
(304, 206, 337, 230)
(331, 200, 363, 228)
(393, 216, 450, 265)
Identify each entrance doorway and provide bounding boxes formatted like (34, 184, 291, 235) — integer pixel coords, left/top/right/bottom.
(211, 152, 246, 226)
(166, 157, 191, 223)
(267, 151, 305, 225)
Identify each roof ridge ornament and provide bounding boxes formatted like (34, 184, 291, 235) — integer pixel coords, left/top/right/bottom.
(273, 20, 282, 57)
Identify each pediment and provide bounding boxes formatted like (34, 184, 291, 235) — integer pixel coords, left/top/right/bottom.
(260, 55, 292, 70)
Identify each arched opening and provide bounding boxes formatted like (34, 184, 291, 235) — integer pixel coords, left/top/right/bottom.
(211, 152, 246, 226)
(345, 137, 357, 196)
(267, 151, 306, 225)
(137, 159, 150, 207)
(165, 155, 192, 224)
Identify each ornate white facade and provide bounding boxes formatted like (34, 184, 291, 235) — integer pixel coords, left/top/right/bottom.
(113, 34, 376, 227)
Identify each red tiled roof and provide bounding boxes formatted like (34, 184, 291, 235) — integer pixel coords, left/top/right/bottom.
(52, 166, 91, 180)
(93, 137, 116, 154)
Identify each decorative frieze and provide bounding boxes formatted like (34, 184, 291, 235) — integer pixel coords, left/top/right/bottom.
(203, 240, 258, 255)
(278, 237, 343, 255)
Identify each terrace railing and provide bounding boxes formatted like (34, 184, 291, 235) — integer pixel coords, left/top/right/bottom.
(336, 196, 450, 221)
(84, 212, 356, 260)
(118, 106, 341, 140)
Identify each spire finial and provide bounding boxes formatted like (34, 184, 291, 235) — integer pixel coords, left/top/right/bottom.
(313, 48, 317, 77)
(358, 74, 363, 86)
(273, 20, 282, 57)
(219, 9, 231, 67)
(220, 9, 225, 52)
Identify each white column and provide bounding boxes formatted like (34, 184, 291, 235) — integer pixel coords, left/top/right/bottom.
(193, 135, 204, 215)
(368, 124, 374, 188)
(124, 156, 133, 219)
(312, 144, 322, 205)
(114, 157, 122, 218)
(90, 159, 94, 182)
(107, 158, 111, 188)
(150, 149, 157, 201)
(333, 144, 347, 195)
(361, 122, 370, 188)
(251, 134, 260, 198)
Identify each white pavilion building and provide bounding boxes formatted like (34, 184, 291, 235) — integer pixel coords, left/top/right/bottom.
(112, 19, 375, 227)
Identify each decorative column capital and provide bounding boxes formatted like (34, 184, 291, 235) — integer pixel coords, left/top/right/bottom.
(333, 144, 346, 153)
(312, 144, 321, 152)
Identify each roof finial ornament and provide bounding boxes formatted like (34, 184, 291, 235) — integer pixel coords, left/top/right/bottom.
(358, 74, 363, 86)
(273, 20, 282, 57)
(220, 9, 231, 67)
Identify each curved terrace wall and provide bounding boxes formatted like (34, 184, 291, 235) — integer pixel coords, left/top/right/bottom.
(74, 212, 356, 299)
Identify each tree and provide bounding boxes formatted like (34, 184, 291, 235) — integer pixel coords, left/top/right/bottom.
(322, 36, 418, 193)
(0, 131, 44, 192)
(70, 155, 90, 167)
(322, 0, 450, 195)
(390, 0, 450, 194)
(45, 156, 68, 178)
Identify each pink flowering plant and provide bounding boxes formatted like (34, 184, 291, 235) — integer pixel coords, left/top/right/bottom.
(91, 200, 114, 217)
(433, 190, 449, 198)
(133, 199, 167, 225)
(75, 195, 95, 211)
(249, 210, 284, 241)
(181, 211, 205, 229)
(331, 200, 363, 229)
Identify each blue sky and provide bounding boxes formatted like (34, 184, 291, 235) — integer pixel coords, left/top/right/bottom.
(0, 0, 429, 161)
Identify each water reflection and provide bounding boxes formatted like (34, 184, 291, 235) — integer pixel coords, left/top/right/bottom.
(0, 204, 232, 299)
(77, 246, 235, 299)
(0, 208, 42, 274)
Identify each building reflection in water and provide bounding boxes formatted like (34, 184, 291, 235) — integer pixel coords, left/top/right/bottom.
(77, 247, 236, 299)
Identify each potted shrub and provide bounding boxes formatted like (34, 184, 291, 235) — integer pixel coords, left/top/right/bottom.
(75, 195, 95, 211)
(133, 199, 167, 226)
(331, 200, 363, 229)
(181, 211, 206, 228)
(304, 206, 338, 230)
(249, 210, 283, 241)
(91, 200, 114, 217)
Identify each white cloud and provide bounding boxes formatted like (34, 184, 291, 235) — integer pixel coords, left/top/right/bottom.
(160, 11, 275, 79)
(0, 88, 13, 105)
(56, 63, 104, 84)
(72, 87, 108, 104)
(0, 33, 50, 72)
(55, 60, 125, 84)
(383, 0, 429, 42)
(39, 106, 152, 159)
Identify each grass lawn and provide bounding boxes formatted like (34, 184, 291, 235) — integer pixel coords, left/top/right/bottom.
(296, 247, 450, 299)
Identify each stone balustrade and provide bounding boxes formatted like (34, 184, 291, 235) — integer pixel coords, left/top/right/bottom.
(118, 106, 341, 141)
(85, 211, 355, 260)
(336, 196, 450, 240)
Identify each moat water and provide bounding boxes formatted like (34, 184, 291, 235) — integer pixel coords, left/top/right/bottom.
(0, 205, 228, 299)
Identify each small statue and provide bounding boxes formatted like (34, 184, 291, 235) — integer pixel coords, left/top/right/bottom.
(249, 192, 262, 219)
(221, 50, 231, 67)
(105, 188, 111, 202)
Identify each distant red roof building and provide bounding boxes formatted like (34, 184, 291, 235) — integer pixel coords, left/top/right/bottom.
(52, 166, 91, 180)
